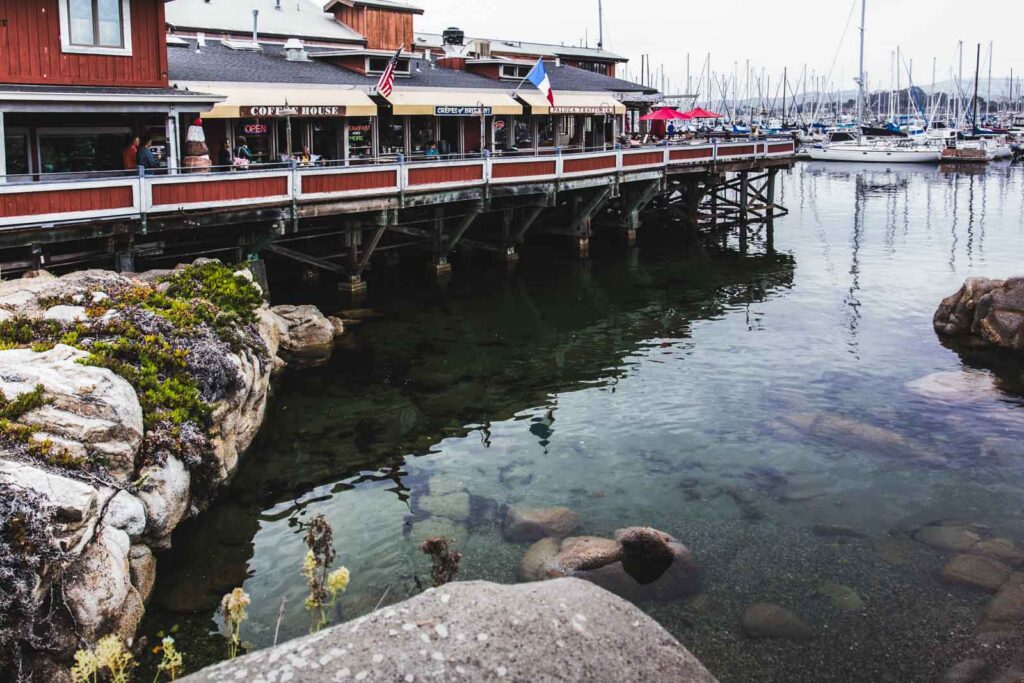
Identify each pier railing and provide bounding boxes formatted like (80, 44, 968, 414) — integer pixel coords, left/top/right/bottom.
(0, 138, 795, 229)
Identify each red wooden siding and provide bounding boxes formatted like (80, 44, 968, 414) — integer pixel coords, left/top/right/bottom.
(563, 155, 616, 174)
(333, 6, 413, 51)
(0, 0, 167, 86)
(302, 170, 397, 194)
(408, 165, 483, 186)
(622, 151, 663, 167)
(768, 143, 794, 154)
(0, 186, 133, 217)
(151, 177, 288, 206)
(670, 148, 714, 161)
(491, 160, 556, 179)
(718, 145, 756, 157)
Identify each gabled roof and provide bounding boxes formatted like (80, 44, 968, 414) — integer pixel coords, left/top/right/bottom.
(323, 0, 423, 14)
(414, 32, 626, 63)
(165, 0, 365, 44)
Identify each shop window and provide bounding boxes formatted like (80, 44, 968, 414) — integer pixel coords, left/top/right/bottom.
(379, 112, 405, 156)
(312, 121, 341, 162)
(4, 130, 32, 179)
(38, 127, 131, 175)
(538, 118, 556, 148)
(347, 118, 374, 160)
(60, 0, 132, 56)
(410, 117, 437, 157)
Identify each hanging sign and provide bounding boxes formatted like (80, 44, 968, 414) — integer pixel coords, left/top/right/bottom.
(240, 106, 347, 118)
(434, 105, 493, 117)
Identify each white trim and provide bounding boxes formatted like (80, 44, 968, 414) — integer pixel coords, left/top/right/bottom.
(0, 113, 6, 183)
(58, 0, 133, 58)
(0, 92, 223, 105)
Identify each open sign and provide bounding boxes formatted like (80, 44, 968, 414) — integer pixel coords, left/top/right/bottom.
(244, 123, 268, 135)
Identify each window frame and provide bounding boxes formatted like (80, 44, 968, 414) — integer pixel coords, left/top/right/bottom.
(365, 57, 411, 77)
(499, 65, 531, 81)
(58, 0, 133, 57)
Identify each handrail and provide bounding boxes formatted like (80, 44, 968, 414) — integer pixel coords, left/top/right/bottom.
(0, 138, 796, 229)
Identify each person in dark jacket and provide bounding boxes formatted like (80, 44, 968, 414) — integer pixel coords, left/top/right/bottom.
(218, 139, 234, 170)
(136, 137, 159, 172)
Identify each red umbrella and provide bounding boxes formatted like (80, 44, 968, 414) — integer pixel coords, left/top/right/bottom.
(680, 107, 723, 119)
(639, 108, 687, 121)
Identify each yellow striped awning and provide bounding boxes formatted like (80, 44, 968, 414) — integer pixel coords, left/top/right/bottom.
(384, 89, 523, 116)
(517, 91, 626, 116)
(175, 82, 378, 118)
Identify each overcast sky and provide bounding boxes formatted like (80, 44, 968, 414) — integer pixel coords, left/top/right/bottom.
(417, 0, 1024, 96)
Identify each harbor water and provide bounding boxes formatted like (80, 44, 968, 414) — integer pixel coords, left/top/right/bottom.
(146, 161, 1024, 682)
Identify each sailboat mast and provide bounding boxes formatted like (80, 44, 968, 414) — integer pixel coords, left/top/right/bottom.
(971, 43, 980, 135)
(597, 0, 604, 50)
(857, 0, 866, 141)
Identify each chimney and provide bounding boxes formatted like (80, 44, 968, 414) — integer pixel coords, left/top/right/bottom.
(252, 9, 259, 44)
(196, 32, 206, 50)
(283, 38, 308, 62)
(476, 40, 491, 59)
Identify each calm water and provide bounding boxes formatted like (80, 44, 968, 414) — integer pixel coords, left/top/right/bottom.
(147, 161, 1024, 682)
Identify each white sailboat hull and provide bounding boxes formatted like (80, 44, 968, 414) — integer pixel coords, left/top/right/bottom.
(805, 145, 941, 163)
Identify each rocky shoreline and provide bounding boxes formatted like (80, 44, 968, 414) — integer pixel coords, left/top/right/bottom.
(0, 263, 342, 681)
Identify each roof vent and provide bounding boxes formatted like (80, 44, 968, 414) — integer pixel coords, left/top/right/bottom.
(283, 38, 308, 61)
(476, 40, 491, 58)
(223, 38, 262, 51)
(442, 27, 464, 46)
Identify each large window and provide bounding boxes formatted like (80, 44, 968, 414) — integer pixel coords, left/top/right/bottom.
(38, 127, 131, 175)
(500, 65, 532, 80)
(366, 57, 410, 76)
(61, 0, 132, 56)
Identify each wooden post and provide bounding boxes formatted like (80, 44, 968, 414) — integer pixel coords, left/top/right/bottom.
(501, 209, 519, 271)
(766, 168, 777, 253)
(0, 111, 7, 182)
(739, 171, 749, 252)
(166, 112, 180, 174)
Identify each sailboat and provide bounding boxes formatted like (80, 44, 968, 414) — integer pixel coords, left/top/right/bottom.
(806, 0, 941, 164)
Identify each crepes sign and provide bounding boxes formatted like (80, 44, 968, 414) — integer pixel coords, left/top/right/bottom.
(434, 105, 493, 116)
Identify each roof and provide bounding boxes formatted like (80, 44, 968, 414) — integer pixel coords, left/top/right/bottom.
(0, 83, 222, 103)
(323, 0, 423, 14)
(167, 39, 655, 97)
(414, 32, 626, 63)
(165, 0, 365, 44)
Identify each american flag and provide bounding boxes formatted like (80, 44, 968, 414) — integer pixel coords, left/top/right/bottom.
(376, 45, 403, 98)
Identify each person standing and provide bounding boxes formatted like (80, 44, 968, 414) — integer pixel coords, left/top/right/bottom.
(235, 136, 253, 167)
(123, 136, 140, 170)
(136, 137, 159, 172)
(218, 139, 234, 171)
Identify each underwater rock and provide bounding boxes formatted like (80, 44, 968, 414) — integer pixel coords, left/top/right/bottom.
(974, 538, 1024, 568)
(420, 491, 472, 521)
(615, 527, 677, 563)
(179, 579, 719, 683)
(503, 506, 580, 542)
(914, 521, 986, 552)
(905, 370, 1003, 404)
(742, 603, 814, 641)
(265, 304, 336, 366)
(781, 412, 944, 465)
(817, 583, 865, 611)
(520, 537, 561, 581)
(938, 659, 990, 683)
(409, 517, 468, 546)
(935, 277, 1024, 351)
(980, 573, 1024, 633)
(942, 554, 1012, 593)
(812, 524, 867, 539)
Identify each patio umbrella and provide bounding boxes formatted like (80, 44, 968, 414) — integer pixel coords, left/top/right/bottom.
(639, 108, 688, 121)
(680, 107, 723, 119)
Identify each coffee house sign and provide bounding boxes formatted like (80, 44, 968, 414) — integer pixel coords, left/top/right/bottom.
(240, 106, 347, 118)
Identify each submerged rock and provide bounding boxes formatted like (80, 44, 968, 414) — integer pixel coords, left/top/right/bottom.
(818, 583, 865, 611)
(520, 537, 561, 581)
(980, 573, 1024, 634)
(503, 505, 580, 542)
(180, 579, 719, 683)
(742, 603, 814, 641)
(935, 276, 1024, 351)
(914, 521, 986, 552)
(264, 304, 337, 366)
(548, 536, 624, 573)
(905, 370, 1004, 404)
(781, 412, 943, 465)
(942, 554, 1012, 593)
(420, 491, 471, 521)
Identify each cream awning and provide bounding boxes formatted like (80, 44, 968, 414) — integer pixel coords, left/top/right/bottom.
(517, 91, 626, 116)
(384, 89, 523, 116)
(176, 82, 378, 119)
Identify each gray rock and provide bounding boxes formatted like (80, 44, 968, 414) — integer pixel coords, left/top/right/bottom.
(0, 345, 144, 481)
(43, 305, 88, 324)
(742, 603, 814, 641)
(905, 370, 1002, 404)
(942, 554, 1012, 593)
(935, 277, 1024, 351)
(137, 456, 191, 545)
(914, 522, 985, 552)
(103, 490, 147, 539)
(267, 304, 335, 366)
(420, 491, 471, 521)
(503, 505, 580, 542)
(980, 573, 1024, 632)
(129, 544, 157, 603)
(520, 537, 561, 581)
(938, 658, 989, 683)
(818, 583, 865, 611)
(180, 579, 719, 683)
(781, 412, 943, 465)
(64, 526, 134, 640)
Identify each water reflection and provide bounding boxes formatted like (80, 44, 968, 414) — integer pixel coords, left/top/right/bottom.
(149, 161, 1024, 682)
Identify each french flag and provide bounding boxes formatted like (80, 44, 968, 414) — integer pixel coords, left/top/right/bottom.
(526, 58, 555, 106)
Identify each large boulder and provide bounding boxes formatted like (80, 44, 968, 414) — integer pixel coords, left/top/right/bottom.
(935, 277, 1024, 351)
(265, 304, 336, 366)
(180, 579, 719, 683)
(63, 526, 139, 641)
(0, 345, 144, 482)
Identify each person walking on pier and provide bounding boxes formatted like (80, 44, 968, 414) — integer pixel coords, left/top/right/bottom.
(123, 136, 139, 171)
(218, 139, 234, 171)
(235, 136, 253, 168)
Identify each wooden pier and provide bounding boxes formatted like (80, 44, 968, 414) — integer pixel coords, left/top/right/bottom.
(0, 139, 795, 289)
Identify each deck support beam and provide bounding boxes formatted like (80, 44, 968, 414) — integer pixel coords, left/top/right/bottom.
(620, 179, 663, 246)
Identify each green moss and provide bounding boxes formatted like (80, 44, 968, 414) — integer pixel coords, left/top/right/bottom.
(0, 386, 82, 469)
(161, 262, 264, 324)
(0, 385, 47, 421)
